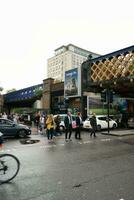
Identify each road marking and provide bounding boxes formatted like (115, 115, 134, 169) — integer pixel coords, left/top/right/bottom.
(59, 144, 65, 146)
(78, 142, 82, 144)
(101, 138, 111, 142)
(2, 137, 114, 152)
(83, 141, 93, 144)
(7, 149, 11, 152)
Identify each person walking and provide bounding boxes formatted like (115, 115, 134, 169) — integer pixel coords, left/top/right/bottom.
(54, 115, 61, 136)
(39, 115, 45, 134)
(0, 132, 3, 149)
(90, 113, 97, 137)
(64, 111, 73, 141)
(46, 114, 54, 141)
(2, 112, 7, 119)
(75, 112, 83, 140)
(34, 112, 40, 132)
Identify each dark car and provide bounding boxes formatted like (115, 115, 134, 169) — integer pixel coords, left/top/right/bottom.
(0, 118, 31, 138)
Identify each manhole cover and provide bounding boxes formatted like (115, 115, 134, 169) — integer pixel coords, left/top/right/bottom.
(20, 139, 40, 145)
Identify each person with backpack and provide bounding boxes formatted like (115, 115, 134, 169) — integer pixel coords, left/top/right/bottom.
(54, 115, 61, 136)
(90, 113, 97, 137)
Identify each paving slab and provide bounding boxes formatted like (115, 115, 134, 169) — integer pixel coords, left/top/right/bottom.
(101, 129, 134, 136)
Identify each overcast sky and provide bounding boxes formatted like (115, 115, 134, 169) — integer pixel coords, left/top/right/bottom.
(0, 0, 133, 93)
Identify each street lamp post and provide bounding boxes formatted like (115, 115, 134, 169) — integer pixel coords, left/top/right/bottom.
(106, 88, 110, 134)
(81, 54, 92, 120)
(101, 85, 113, 134)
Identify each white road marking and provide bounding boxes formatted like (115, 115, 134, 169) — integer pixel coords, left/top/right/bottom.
(83, 141, 93, 144)
(59, 144, 65, 146)
(2, 137, 114, 152)
(101, 138, 111, 142)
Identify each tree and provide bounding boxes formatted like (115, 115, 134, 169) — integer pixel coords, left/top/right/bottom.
(0, 87, 3, 94)
(6, 88, 16, 93)
(34, 88, 43, 99)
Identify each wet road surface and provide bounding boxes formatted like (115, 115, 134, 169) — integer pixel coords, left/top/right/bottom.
(0, 131, 134, 200)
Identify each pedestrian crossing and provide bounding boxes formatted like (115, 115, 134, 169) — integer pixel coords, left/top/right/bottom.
(1, 137, 115, 153)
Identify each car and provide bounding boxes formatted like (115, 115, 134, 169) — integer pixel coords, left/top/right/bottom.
(83, 115, 117, 131)
(54, 114, 77, 132)
(19, 114, 32, 126)
(0, 118, 31, 138)
(128, 117, 134, 128)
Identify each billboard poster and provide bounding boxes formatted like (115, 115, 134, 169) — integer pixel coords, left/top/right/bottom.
(64, 68, 81, 97)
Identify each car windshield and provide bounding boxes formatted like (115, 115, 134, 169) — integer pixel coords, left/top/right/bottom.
(0, 119, 14, 125)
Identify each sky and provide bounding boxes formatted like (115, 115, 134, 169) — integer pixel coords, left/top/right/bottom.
(0, 0, 133, 93)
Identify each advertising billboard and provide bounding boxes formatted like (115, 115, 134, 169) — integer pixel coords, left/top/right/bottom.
(64, 68, 81, 98)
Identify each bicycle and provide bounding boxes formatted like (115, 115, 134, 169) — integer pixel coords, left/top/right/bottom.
(0, 153, 20, 184)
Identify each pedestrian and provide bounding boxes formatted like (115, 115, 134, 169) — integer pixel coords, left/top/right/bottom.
(34, 112, 40, 132)
(75, 112, 83, 140)
(13, 113, 19, 123)
(0, 132, 3, 149)
(46, 114, 54, 141)
(39, 115, 45, 134)
(90, 113, 97, 137)
(54, 115, 61, 136)
(64, 111, 73, 141)
(2, 112, 7, 119)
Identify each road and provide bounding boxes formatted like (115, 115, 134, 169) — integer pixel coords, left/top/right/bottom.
(0, 131, 134, 200)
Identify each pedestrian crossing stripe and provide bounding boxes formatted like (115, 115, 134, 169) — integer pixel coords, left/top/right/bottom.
(2, 138, 113, 152)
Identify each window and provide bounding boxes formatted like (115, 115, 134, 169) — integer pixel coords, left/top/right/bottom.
(98, 117, 107, 121)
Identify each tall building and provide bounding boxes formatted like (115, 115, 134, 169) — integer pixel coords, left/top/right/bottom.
(47, 44, 100, 81)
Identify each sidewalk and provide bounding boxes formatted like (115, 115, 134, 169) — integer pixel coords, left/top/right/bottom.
(101, 129, 134, 136)
(31, 127, 38, 135)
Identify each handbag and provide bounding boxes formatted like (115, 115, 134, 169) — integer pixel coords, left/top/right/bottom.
(72, 121, 76, 129)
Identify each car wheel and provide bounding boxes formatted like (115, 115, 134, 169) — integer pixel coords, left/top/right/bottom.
(112, 123, 116, 129)
(97, 125, 101, 131)
(18, 130, 27, 138)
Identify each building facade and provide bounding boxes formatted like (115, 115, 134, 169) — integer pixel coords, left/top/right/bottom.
(47, 44, 100, 81)
(0, 95, 4, 112)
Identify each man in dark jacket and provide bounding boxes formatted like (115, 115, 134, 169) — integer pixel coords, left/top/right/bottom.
(64, 112, 72, 141)
(75, 112, 83, 140)
(90, 113, 97, 137)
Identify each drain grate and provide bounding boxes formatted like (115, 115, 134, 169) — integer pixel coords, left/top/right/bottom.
(20, 139, 40, 145)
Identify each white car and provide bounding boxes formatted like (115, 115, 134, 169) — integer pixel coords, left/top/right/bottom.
(54, 114, 77, 131)
(83, 115, 117, 131)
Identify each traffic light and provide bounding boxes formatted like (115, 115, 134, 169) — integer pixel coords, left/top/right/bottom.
(101, 90, 113, 103)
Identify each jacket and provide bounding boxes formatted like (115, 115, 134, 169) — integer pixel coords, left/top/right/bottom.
(64, 115, 72, 129)
(46, 117, 54, 130)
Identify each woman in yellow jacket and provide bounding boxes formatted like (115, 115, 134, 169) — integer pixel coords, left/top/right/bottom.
(46, 114, 54, 141)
